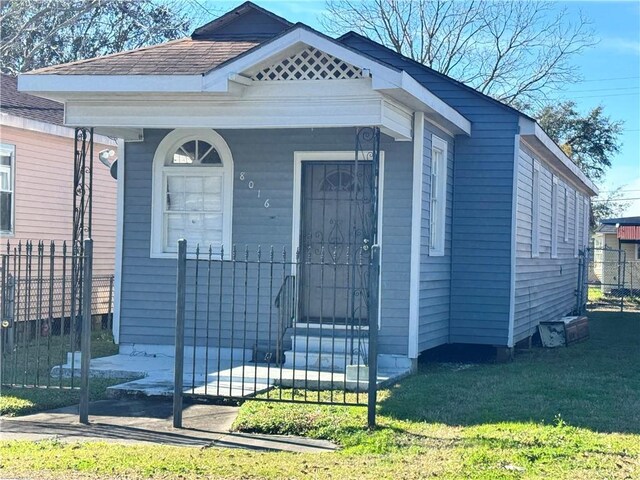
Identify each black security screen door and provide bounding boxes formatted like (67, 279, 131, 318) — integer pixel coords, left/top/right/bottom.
(299, 161, 373, 325)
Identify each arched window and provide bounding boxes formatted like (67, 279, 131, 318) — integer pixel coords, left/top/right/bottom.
(151, 129, 233, 256)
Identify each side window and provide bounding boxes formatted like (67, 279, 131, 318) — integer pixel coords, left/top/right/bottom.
(429, 135, 448, 256)
(0, 144, 15, 235)
(551, 175, 558, 258)
(563, 186, 569, 243)
(531, 160, 540, 258)
(574, 190, 580, 257)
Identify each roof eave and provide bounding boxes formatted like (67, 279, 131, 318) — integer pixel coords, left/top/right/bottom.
(519, 116, 598, 196)
(18, 74, 204, 96)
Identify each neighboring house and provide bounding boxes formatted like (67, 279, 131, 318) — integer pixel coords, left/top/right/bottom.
(592, 217, 640, 292)
(0, 74, 118, 316)
(18, 2, 597, 369)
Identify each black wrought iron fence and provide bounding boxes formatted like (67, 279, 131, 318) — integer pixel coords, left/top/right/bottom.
(0, 240, 107, 394)
(173, 239, 380, 428)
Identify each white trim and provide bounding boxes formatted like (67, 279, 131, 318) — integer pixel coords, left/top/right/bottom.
(112, 139, 125, 344)
(19, 74, 204, 93)
(507, 134, 519, 348)
(563, 186, 569, 243)
(291, 150, 385, 329)
(532, 160, 540, 258)
(150, 129, 234, 258)
(408, 112, 424, 359)
(519, 118, 598, 196)
(64, 88, 414, 141)
(551, 175, 559, 259)
(0, 112, 116, 144)
(429, 134, 447, 256)
(203, 27, 470, 134)
(583, 197, 590, 251)
(574, 189, 580, 258)
(0, 143, 16, 237)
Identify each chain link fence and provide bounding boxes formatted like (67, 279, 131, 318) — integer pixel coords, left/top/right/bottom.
(587, 247, 640, 311)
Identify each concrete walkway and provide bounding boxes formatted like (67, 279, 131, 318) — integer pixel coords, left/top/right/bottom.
(0, 398, 336, 453)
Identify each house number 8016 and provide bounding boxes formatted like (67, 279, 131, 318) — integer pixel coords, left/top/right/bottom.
(239, 172, 269, 208)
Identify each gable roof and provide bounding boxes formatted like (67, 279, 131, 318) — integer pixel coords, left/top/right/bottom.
(339, 30, 598, 196)
(192, 1, 292, 41)
(0, 73, 63, 125)
(339, 31, 532, 121)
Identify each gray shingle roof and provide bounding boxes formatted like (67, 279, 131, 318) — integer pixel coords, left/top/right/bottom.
(1, 73, 63, 125)
(26, 39, 259, 76)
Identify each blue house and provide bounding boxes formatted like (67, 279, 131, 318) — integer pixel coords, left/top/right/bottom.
(19, 2, 597, 377)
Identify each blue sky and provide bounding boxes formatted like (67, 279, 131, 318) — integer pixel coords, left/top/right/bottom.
(210, 1, 640, 214)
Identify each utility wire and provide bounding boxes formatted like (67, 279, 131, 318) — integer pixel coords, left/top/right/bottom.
(578, 75, 640, 83)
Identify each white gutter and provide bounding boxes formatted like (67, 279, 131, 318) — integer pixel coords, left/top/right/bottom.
(519, 117, 598, 196)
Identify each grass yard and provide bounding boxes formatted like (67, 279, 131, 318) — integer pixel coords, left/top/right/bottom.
(1, 311, 639, 479)
(588, 286, 604, 302)
(0, 329, 121, 416)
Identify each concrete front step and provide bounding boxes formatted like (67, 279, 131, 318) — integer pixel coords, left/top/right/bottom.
(292, 335, 368, 355)
(283, 351, 366, 373)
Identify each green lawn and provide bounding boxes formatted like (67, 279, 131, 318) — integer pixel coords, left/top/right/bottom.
(0, 329, 122, 416)
(1, 311, 639, 479)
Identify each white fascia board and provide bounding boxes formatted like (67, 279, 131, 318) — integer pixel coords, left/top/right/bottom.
(18, 74, 204, 94)
(519, 117, 598, 196)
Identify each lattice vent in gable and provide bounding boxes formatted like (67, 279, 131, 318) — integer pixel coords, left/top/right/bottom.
(251, 47, 365, 81)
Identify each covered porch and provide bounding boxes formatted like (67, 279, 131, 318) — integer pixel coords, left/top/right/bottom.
(18, 23, 469, 400)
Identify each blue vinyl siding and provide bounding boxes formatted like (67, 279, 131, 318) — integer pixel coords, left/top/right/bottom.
(343, 34, 519, 347)
(513, 142, 588, 342)
(418, 123, 454, 350)
(120, 128, 412, 355)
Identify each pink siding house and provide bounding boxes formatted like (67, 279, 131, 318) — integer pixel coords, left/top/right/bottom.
(0, 74, 117, 314)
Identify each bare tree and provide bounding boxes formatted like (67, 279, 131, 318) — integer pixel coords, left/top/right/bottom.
(0, 0, 209, 75)
(323, 0, 595, 107)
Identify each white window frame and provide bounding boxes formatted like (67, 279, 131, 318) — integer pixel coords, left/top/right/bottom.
(563, 186, 569, 243)
(531, 160, 540, 258)
(574, 190, 580, 257)
(0, 143, 15, 236)
(429, 135, 448, 256)
(551, 175, 558, 258)
(636, 244, 640, 261)
(151, 129, 233, 258)
(583, 196, 589, 250)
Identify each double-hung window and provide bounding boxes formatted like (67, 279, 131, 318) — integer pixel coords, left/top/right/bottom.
(429, 135, 447, 256)
(151, 130, 233, 257)
(0, 144, 15, 235)
(531, 160, 540, 257)
(551, 176, 558, 258)
(563, 186, 569, 243)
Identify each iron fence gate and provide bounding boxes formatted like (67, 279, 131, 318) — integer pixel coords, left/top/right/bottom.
(172, 240, 380, 426)
(586, 247, 640, 311)
(0, 239, 101, 422)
